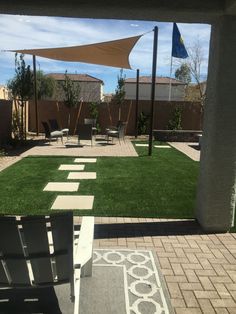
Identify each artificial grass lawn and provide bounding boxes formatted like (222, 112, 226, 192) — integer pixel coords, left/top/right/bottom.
(0, 142, 199, 218)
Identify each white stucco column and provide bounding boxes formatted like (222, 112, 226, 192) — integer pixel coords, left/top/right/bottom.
(196, 16, 236, 232)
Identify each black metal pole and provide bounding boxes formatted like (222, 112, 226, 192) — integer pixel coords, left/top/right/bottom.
(33, 55, 39, 135)
(135, 69, 140, 138)
(148, 26, 158, 156)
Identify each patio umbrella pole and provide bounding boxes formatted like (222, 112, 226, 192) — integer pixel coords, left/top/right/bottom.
(135, 68, 140, 139)
(33, 55, 39, 135)
(148, 26, 158, 156)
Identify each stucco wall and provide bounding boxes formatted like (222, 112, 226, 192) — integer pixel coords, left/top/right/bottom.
(124, 83, 185, 101)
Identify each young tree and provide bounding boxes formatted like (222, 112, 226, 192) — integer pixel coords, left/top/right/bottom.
(36, 70, 56, 100)
(186, 39, 206, 104)
(8, 53, 33, 140)
(113, 69, 126, 121)
(62, 71, 81, 132)
(175, 63, 191, 84)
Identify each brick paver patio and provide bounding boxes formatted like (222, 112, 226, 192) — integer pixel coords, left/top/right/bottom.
(81, 217, 236, 314)
(20, 136, 138, 157)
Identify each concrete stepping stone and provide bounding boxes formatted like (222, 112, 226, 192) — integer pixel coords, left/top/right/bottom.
(43, 182, 79, 192)
(68, 172, 97, 179)
(74, 158, 97, 163)
(51, 195, 94, 210)
(135, 144, 148, 147)
(59, 164, 85, 171)
(154, 145, 171, 148)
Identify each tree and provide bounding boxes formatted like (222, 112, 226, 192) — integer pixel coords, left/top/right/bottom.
(8, 53, 33, 140)
(113, 69, 126, 121)
(186, 39, 206, 104)
(62, 71, 81, 132)
(36, 70, 56, 100)
(175, 63, 191, 84)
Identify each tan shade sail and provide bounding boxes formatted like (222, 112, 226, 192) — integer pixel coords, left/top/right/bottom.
(11, 35, 143, 69)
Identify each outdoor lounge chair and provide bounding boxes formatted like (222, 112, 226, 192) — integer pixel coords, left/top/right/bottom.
(106, 120, 122, 133)
(42, 121, 64, 144)
(77, 124, 93, 146)
(106, 121, 127, 144)
(0, 212, 94, 314)
(49, 119, 69, 138)
(84, 118, 97, 137)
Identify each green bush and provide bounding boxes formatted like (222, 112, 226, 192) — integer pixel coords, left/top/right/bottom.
(138, 112, 150, 135)
(167, 107, 183, 130)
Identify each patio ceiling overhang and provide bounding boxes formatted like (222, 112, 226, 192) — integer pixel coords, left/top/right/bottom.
(9, 35, 143, 69)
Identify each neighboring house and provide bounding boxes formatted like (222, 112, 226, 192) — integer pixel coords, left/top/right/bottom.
(0, 85, 12, 100)
(103, 93, 114, 103)
(124, 76, 186, 101)
(46, 73, 104, 102)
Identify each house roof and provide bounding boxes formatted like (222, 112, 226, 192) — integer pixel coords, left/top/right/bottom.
(46, 73, 104, 84)
(125, 76, 186, 85)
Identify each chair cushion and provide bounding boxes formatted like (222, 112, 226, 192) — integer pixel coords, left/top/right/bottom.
(51, 131, 63, 137)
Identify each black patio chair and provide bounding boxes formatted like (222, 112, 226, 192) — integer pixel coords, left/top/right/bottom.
(106, 121, 127, 144)
(77, 124, 93, 146)
(49, 119, 69, 138)
(84, 118, 97, 137)
(41, 121, 63, 144)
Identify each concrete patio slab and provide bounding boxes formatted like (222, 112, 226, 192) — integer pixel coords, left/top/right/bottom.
(51, 195, 94, 210)
(58, 164, 85, 171)
(68, 172, 97, 179)
(135, 144, 148, 147)
(43, 182, 79, 192)
(74, 158, 97, 163)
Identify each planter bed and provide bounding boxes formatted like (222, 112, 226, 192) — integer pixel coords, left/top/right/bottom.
(153, 130, 202, 142)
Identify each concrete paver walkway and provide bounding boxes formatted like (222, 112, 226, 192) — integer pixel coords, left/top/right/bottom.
(68, 172, 97, 179)
(43, 182, 79, 192)
(169, 142, 200, 162)
(51, 195, 94, 210)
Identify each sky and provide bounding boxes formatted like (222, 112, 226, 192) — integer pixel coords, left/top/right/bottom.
(0, 14, 211, 93)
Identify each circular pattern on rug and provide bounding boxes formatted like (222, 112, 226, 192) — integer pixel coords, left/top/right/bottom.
(130, 280, 157, 297)
(127, 252, 150, 265)
(127, 265, 153, 280)
(103, 250, 126, 264)
(132, 299, 163, 314)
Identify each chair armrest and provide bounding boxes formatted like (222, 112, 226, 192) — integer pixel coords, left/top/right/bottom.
(74, 216, 94, 277)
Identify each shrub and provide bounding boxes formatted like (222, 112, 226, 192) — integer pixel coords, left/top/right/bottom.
(167, 107, 183, 130)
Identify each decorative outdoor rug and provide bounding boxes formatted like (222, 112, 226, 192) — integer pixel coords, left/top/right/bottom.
(80, 249, 173, 314)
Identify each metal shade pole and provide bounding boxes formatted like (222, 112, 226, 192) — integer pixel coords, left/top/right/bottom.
(148, 26, 158, 156)
(135, 68, 140, 138)
(33, 55, 39, 135)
